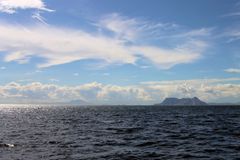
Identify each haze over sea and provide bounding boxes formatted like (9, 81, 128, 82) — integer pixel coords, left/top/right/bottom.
(1, 104, 240, 160)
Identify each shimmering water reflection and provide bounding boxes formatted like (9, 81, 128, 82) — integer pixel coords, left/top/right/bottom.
(0, 105, 240, 159)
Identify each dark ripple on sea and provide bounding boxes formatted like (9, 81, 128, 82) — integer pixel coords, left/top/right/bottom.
(0, 105, 240, 159)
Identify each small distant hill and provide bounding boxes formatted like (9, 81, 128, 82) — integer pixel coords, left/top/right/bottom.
(156, 97, 208, 106)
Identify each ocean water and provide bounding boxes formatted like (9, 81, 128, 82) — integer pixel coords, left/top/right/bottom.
(0, 105, 240, 160)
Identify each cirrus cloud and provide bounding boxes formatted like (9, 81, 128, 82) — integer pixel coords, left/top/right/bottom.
(224, 68, 240, 73)
(0, 20, 208, 69)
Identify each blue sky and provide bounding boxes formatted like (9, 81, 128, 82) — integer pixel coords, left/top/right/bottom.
(0, 0, 240, 104)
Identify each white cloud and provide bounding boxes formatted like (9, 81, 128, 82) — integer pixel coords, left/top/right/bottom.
(35, 70, 42, 73)
(223, 12, 240, 17)
(0, 21, 207, 69)
(0, 66, 6, 70)
(225, 30, 240, 42)
(0, 0, 53, 14)
(0, 78, 239, 104)
(140, 65, 150, 69)
(172, 28, 213, 38)
(0, 23, 137, 68)
(140, 78, 240, 103)
(141, 78, 240, 85)
(103, 73, 110, 76)
(73, 73, 79, 76)
(97, 13, 139, 41)
(97, 13, 181, 42)
(225, 68, 240, 73)
(32, 11, 48, 25)
(133, 40, 207, 69)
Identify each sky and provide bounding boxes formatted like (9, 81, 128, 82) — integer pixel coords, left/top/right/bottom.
(0, 0, 240, 104)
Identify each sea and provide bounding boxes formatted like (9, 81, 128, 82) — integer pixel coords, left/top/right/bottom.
(0, 104, 240, 160)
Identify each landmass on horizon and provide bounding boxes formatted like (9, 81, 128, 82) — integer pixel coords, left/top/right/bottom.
(155, 97, 208, 106)
(67, 97, 239, 106)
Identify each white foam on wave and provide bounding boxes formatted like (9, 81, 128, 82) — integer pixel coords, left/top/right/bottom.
(6, 144, 15, 148)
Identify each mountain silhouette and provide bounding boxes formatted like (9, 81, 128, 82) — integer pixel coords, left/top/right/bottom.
(158, 97, 207, 106)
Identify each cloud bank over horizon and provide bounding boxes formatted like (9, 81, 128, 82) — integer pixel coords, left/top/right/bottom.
(0, 78, 240, 104)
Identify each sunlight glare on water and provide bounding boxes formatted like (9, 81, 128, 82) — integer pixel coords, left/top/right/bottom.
(0, 105, 240, 160)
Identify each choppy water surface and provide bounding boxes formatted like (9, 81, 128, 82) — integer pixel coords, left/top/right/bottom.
(0, 105, 240, 160)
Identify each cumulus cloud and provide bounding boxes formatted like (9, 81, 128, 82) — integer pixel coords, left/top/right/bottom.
(0, 78, 239, 104)
(0, 81, 150, 104)
(225, 68, 240, 73)
(0, 20, 207, 69)
(0, 0, 53, 14)
(140, 78, 240, 103)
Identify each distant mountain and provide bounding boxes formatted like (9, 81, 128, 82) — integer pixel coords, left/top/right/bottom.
(157, 97, 208, 106)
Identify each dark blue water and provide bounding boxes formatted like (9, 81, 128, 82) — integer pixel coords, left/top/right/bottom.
(0, 105, 240, 160)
